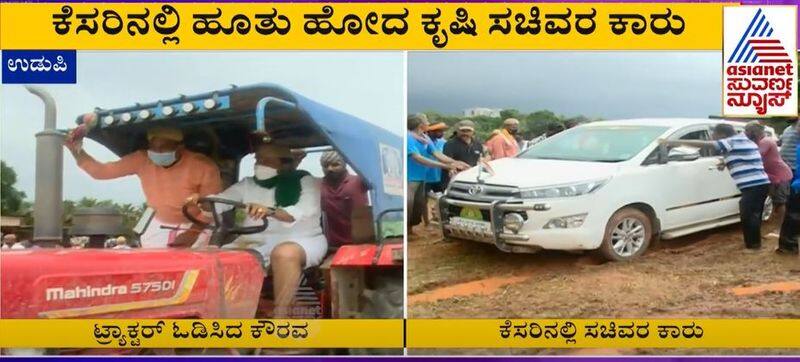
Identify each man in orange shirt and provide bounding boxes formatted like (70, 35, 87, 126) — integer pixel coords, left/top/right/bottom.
(485, 118, 521, 159)
(65, 124, 222, 248)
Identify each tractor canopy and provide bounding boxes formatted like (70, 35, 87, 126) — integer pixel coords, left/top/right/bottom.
(77, 83, 403, 232)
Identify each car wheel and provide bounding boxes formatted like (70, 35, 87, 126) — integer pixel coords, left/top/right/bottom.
(598, 208, 652, 262)
(762, 195, 773, 221)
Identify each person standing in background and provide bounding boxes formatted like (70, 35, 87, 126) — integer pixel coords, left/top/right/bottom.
(779, 119, 798, 174)
(1, 234, 18, 250)
(425, 122, 449, 195)
(422, 122, 449, 227)
(319, 151, 369, 247)
(485, 118, 520, 159)
(443, 120, 484, 185)
(777, 139, 799, 256)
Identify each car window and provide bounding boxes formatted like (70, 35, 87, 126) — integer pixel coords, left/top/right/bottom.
(519, 125, 669, 163)
(642, 126, 715, 165)
(675, 129, 717, 157)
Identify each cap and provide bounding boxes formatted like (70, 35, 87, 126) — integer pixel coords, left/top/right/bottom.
(147, 127, 184, 143)
(457, 120, 476, 131)
(427, 122, 449, 131)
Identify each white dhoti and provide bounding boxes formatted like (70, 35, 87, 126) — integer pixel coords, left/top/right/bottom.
(214, 176, 329, 268)
(223, 233, 328, 267)
(139, 218, 211, 249)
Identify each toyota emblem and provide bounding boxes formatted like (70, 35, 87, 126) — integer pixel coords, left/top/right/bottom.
(467, 184, 484, 195)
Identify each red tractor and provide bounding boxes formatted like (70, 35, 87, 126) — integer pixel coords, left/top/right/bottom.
(0, 84, 404, 355)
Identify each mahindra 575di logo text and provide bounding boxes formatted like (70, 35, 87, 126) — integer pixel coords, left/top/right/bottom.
(45, 280, 176, 301)
(723, 6, 798, 117)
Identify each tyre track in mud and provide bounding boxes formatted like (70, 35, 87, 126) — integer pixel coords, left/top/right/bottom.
(408, 223, 800, 319)
(408, 223, 800, 355)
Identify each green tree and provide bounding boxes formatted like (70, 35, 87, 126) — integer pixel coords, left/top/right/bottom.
(1, 161, 27, 215)
(421, 109, 599, 141)
(522, 110, 561, 138)
(499, 109, 522, 121)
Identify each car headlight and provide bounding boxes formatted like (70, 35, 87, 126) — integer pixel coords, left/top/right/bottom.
(503, 213, 525, 233)
(519, 179, 608, 199)
(544, 213, 588, 229)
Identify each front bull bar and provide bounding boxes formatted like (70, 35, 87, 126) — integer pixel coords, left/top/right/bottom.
(437, 196, 542, 252)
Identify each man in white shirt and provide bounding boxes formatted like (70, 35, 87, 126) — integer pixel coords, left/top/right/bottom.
(112, 236, 131, 250)
(188, 142, 327, 318)
(2, 234, 21, 250)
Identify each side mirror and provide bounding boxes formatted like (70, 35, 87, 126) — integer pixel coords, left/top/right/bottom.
(667, 146, 701, 162)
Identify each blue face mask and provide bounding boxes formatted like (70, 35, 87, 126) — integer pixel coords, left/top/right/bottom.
(147, 150, 177, 167)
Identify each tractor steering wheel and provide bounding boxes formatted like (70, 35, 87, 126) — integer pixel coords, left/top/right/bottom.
(182, 197, 269, 240)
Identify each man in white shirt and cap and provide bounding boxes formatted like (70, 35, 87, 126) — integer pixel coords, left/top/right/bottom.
(188, 141, 327, 318)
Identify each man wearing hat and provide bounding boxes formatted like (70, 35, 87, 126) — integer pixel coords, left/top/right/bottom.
(485, 118, 521, 159)
(65, 124, 222, 248)
(444, 120, 484, 167)
(190, 141, 327, 317)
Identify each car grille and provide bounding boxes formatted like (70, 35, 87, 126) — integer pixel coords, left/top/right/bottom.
(446, 182, 521, 202)
(444, 182, 527, 222)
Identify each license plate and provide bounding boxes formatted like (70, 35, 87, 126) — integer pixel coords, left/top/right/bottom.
(459, 206, 484, 221)
(450, 217, 492, 233)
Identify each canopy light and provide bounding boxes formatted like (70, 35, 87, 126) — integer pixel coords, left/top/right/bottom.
(162, 106, 175, 116)
(102, 115, 115, 125)
(182, 102, 195, 113)
(203, 99, 217, 110)
(120, 113, 132, 123)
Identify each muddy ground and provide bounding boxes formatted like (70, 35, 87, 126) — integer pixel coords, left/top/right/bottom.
(407, 220, 800, 355)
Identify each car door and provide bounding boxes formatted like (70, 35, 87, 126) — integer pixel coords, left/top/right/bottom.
(645, 125, 739, 230)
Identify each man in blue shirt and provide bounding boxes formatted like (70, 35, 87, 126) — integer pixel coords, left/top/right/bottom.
(663, 123, 770, 250)
(422, 122, 449, 227)
(407, 114, 468, 236)
(425, 122, 449, 193)
(777, 136, 800, 254)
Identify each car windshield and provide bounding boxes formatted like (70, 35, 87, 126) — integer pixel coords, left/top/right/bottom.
(519, 125, 669, 162)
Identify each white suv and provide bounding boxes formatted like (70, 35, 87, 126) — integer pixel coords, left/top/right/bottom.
(439, 118, 772, 261)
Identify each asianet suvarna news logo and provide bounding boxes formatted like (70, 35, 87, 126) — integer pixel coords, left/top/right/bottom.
(723, 6, 798, 117)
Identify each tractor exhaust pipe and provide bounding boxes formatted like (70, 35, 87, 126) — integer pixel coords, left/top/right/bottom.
(26, 86, 64, 246)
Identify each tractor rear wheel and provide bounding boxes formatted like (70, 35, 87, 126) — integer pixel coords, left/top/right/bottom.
(349, 270, 403, 355)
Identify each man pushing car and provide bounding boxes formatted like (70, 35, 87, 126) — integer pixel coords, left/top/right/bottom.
(661, 123, 770, 252)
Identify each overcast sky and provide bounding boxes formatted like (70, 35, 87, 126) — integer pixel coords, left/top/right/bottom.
(408, 52, 722, 119)
(1, 52, 403, 205)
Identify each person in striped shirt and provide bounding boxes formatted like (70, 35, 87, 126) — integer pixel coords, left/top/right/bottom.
(662, 123, 770, 250)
